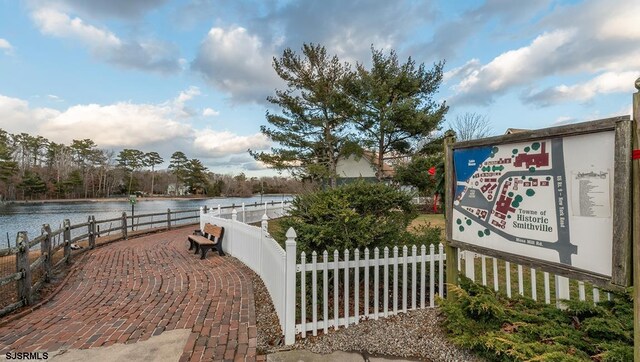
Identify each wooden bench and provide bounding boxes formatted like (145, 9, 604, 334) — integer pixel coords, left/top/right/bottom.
(188, 223, 225, 259)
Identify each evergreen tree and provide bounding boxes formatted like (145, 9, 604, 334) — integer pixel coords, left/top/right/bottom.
(184, 159, 208, 194)
(350, 47, 448, 179)
(0, 129, 18, 199)
(168, 151, 189, 190)
(144, 151, 163, 195)
(251, 43, 358, 187)
(116, 149, 145, 195)
(18, 170, 46, 199)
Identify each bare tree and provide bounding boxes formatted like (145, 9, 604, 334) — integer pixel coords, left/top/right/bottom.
(448, 112, 493, 141)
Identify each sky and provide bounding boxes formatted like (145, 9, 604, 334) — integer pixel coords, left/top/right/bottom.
(0, 0, 638, 176)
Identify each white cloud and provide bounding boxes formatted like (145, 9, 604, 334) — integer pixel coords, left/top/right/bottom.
(33, 7, 120, 47)
(0, 95, 60, 134)
(30, 7, 180, 73)
(175, 86, 200, 105)
(446, 0, 640, 106)
(193, 130, 270, 157)
(202, 108, 219, 117)
(552, 116, 577, 126)
(47, 94, 64, 102)
(0, 38, 13, 54)
(523, 71, 639, 106)
(449, 30, 575, 104)
(192, 26, 282, 103)
(164, 86, 201, 118)
(0, 91, 270, 162)
(443, 59, 480, 83)
(40, 102, 193, 147)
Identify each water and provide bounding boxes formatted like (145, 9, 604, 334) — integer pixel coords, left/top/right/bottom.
(0, 195, 292, 247)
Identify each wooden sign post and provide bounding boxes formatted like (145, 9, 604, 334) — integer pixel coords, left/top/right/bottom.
(632, 78, 640, 362)
(444, 130, 458, 300)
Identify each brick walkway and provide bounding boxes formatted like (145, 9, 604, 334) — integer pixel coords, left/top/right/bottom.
(0, 226, 261, 361)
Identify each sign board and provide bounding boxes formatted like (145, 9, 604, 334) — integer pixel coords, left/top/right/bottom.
(446, 117, 633, 287)
(129, 195, 137, 205)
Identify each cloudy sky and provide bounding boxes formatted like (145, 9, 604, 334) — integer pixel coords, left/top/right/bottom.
(0, 0, 638, 175)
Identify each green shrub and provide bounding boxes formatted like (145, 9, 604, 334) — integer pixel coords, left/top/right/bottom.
(439, 277, 633, 361)
(280, 181, 418, 254)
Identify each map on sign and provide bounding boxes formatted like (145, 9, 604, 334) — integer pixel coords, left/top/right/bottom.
(452, 138, 580, 266)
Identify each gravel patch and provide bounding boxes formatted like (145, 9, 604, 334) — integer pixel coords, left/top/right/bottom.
(252, 273, 483, 361)
(251, 274, 287, 354)
(295, 309, 483, 362)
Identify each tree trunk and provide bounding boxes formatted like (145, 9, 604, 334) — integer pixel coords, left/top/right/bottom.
(377, 135, 385, 181)
(150, 167, 155, 196)
(128, 171, 134, 195)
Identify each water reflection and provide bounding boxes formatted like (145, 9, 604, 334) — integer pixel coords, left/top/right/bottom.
(0, 195, 291, 247)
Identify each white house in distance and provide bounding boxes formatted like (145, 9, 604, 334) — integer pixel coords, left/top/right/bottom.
(336, 151, 395, 184)
(167, 183, 190, 196)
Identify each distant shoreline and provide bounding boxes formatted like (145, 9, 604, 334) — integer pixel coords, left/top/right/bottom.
(2, 194, 291, 205)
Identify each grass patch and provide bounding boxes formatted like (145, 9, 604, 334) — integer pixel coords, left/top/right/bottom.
(408, 213, 445, 231)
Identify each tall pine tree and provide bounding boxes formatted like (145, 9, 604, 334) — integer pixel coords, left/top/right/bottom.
(350, 47, 448, 180)
(251, 44, 358, 187)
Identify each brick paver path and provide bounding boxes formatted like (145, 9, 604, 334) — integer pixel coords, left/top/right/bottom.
(0, 226, 260, 361)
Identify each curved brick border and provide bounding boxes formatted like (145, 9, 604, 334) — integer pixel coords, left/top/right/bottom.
(0, 226, 259, 361)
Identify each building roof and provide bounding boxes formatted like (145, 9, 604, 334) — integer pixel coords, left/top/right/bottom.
(504, 128, 529, 135)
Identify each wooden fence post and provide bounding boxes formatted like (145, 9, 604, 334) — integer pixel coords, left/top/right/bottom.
(284, 227, 297, 345)
(63, 219, 71, 264)
(631, 77, 640, 362)
(92, 215, 97, 239)
(41, 224, 52, 282)
(444, 130, 459, 300)
(88, 216, 95, 249)
(16, 231, 32, 306)
(167, 208, 171, 230)
(121, 212, 128, 240)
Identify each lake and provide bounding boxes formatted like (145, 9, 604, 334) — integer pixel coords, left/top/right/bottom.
(0, 195, 292, 248)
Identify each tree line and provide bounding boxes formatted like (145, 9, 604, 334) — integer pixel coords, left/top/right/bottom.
(0, 130, 303, 201)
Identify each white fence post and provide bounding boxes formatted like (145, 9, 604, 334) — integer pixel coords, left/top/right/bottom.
(555, 275, 570, 309)
(227, 208, 236, 256)
(464, 251, 475, 281)
(260, 214, 268, 275)
(242, 203, 246, 223)
(284, 227, 297, 345)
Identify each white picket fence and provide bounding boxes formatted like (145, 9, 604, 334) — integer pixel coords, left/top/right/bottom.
(295, 244, 446, 338)
(458, 251, 610, 306)
(198, 205, 611, 346)
(200, 202, 291, 334)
